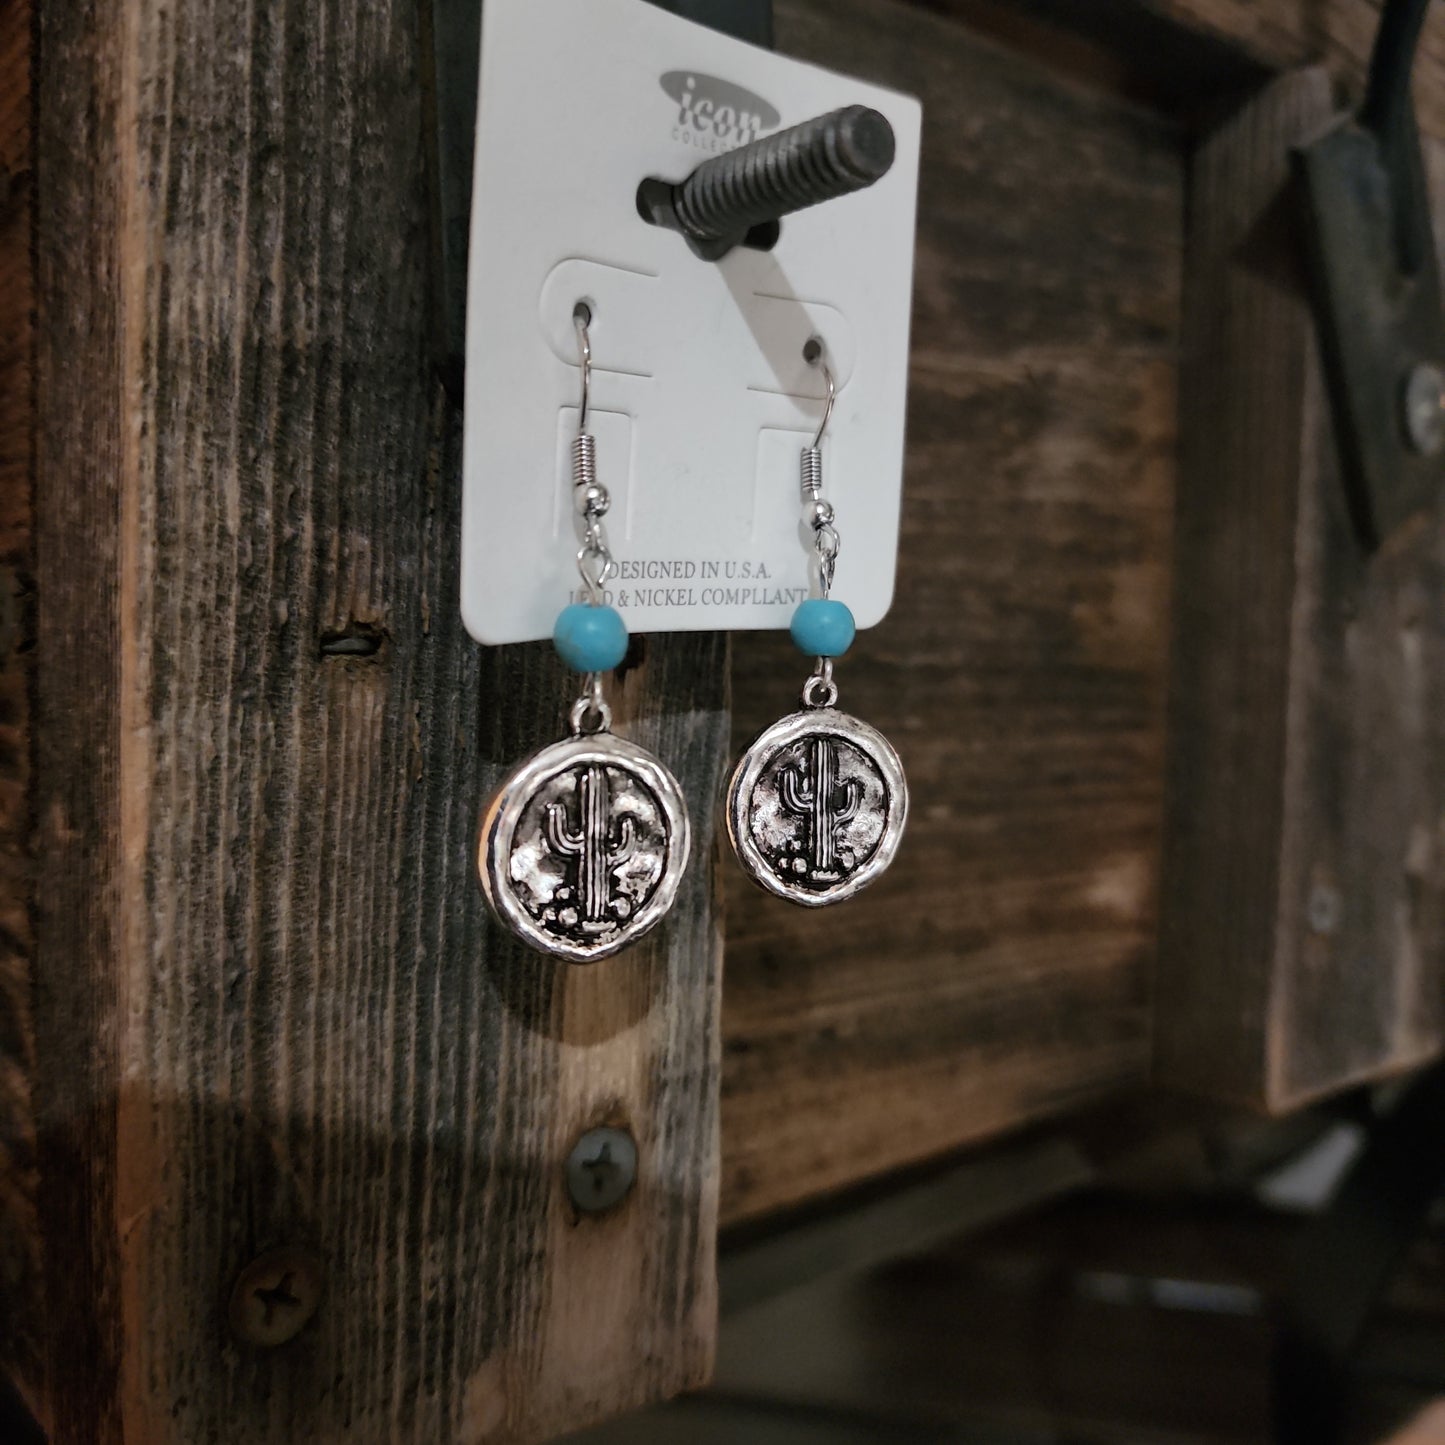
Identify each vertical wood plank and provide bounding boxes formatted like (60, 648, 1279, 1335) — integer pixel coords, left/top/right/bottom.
(31, 0, 725, 1440)
(0, 0, 37, 1396)
(722, 0, 1182, 1225)
(31, 0, 126, 1432)
(1156, 68, 1445, 1108)
(1155, 71, 1330, 1105)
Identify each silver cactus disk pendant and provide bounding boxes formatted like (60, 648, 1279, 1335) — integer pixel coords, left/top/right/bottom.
(727, 674, 908, 907)
(479, 711, 691, 963)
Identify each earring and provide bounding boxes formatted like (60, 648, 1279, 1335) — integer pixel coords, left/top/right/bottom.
(727, 340, 908, 906)
(478, 305, 691, 962)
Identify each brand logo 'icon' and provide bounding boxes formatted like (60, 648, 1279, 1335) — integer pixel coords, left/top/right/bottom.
(660, 71, 780, 153)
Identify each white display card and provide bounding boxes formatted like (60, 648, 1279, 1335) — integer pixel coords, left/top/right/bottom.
(462, 0, 921, 643)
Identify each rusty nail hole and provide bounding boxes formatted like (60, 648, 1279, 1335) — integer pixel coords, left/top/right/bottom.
(319, 622, 388, 659)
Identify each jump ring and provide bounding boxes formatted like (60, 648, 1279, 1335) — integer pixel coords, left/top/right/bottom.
(569, 690, 613, 736)
(801, 658, 838, 709)
(801, 677, 840, 709)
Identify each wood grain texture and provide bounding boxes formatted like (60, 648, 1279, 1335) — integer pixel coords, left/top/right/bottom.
(721, 0, 1182, 1225)
(916, 0, 1445, 140)
(0, 0, 36, 1391)
(908, 0, 1272, 125)
(1155, 68, 1445, 1109)
(1139, 0, 1445, 139)
(30, 0, 725, 1440)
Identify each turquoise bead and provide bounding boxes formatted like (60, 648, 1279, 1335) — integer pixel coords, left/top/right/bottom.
(554, 603, 628, 672)
(790, 598, 856, 658)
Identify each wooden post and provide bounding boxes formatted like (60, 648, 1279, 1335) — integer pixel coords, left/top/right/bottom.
(1156, 68, 1445, 1109)
(21, 0, 727, 1440)
(0, 0, 38, 1407)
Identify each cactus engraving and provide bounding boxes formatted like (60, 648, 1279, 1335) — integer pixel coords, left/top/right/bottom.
(779, 737, 863, 882)
(544, 765, 637, 934)
(730, 709, 904, 906)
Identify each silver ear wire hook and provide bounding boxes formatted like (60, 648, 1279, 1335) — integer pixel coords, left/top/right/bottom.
(799, 337, 842, 599)
(574, 303, 592, 433)
(570, 302, 614, 605)
(802, 335, 836, 447)
(808, 343, 836, 449)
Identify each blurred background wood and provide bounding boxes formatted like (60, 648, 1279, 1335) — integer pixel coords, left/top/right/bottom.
(571, 1116, 1445, 1444)
(1156, 68, 1445, 1109)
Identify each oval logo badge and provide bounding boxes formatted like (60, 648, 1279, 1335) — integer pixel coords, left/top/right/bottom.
(660, 70, 781, 150)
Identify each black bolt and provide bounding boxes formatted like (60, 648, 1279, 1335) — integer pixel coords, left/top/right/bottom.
(665, 105, 896, 257)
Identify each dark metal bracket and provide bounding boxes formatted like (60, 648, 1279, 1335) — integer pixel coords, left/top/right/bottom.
(1297, 0, 1445, 550)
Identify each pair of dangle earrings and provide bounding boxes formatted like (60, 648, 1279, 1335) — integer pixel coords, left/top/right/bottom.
(478, 309, 907, 963)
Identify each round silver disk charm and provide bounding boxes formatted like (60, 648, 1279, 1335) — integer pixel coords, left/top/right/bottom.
(727, 706, 907, 906)
(479, 729, 690, 963)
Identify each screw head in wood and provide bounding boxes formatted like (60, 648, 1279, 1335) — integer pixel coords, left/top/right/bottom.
(566, 1127, 637, 1214)
(1307, 884, 1343, 935)
(228, 1247, 325, 1348)
(1402, 363, 1445, 456)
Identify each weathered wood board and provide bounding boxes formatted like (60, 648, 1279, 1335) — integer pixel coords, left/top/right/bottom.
(926, 0, 1445, 141)
(722, 0, 1182, 1224)
(0, 0, 37, 1396)
(1140, 0, 1445, 140)
(1155, 68, 1445, 1109)
(26, 0, 725, 1441)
